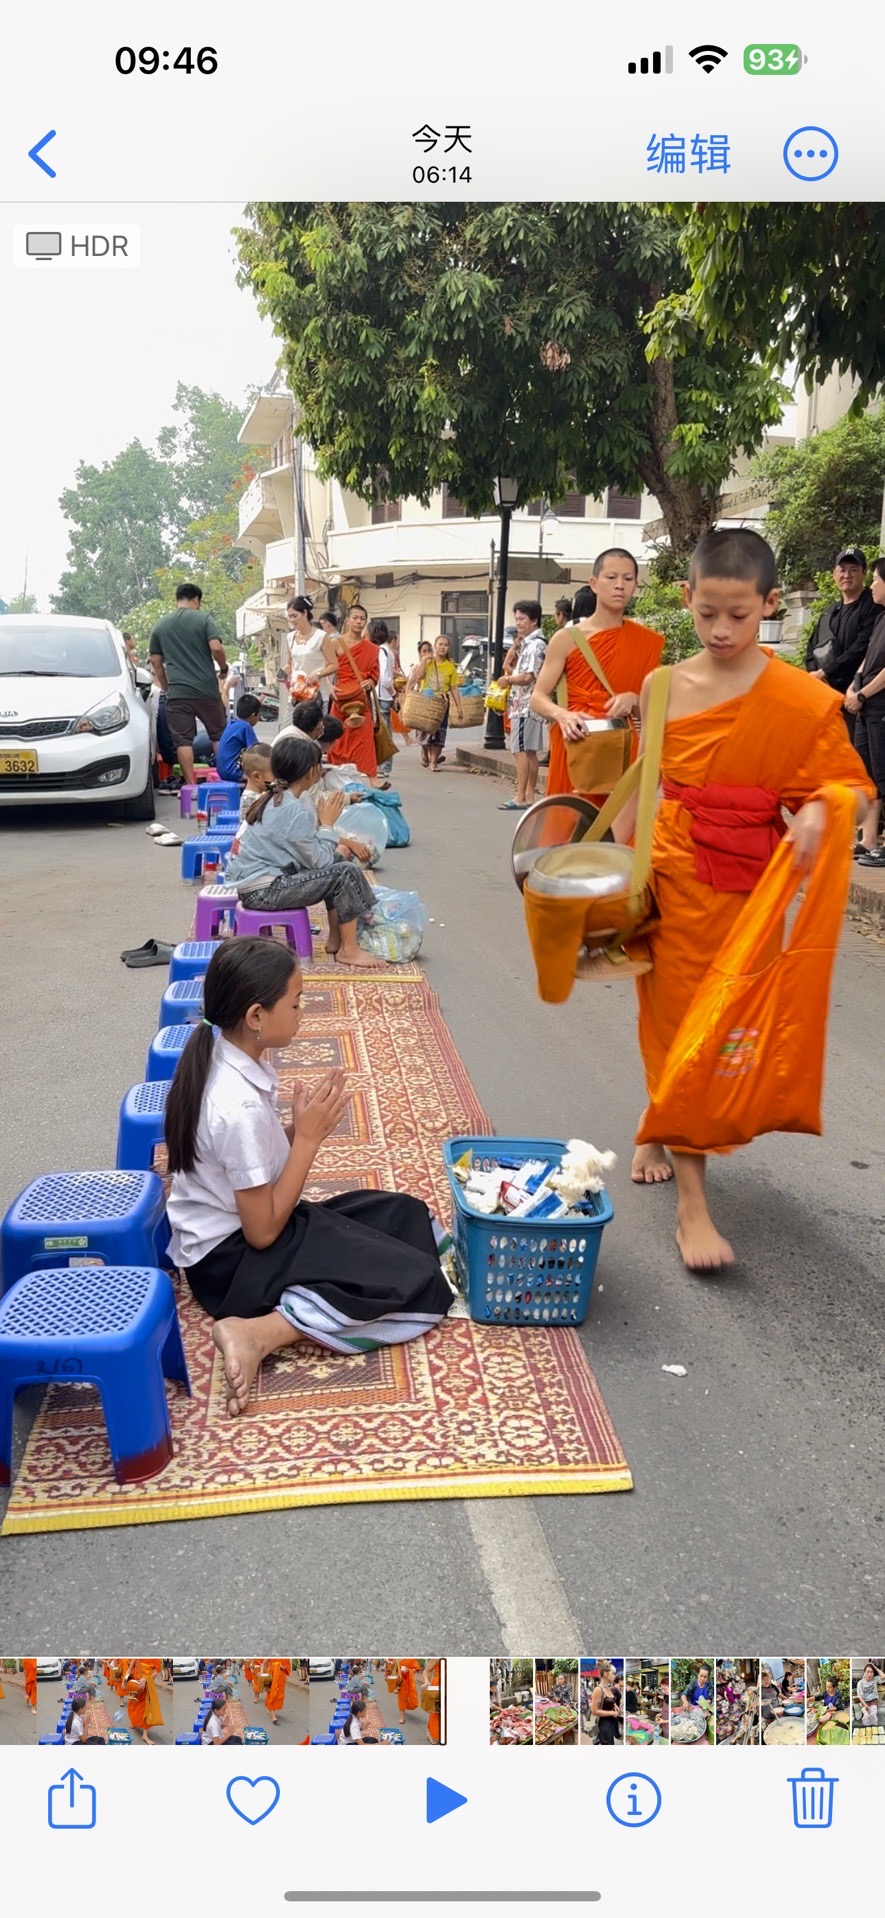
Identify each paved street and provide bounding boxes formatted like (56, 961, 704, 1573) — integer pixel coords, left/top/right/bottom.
(1, 737, 884, 1649)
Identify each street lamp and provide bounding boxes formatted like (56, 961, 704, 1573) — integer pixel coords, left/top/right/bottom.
(484, 475, 519, 750)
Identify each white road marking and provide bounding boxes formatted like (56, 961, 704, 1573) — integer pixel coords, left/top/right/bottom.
(466, 1501, 582, 1652)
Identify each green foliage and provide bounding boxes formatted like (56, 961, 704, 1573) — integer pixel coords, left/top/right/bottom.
(235, 202, 787, 554)
(122, 508, 262, 646)
(671, 1658, 713, 1702)
(553, 1659, 579, 1674)
(656, 203, 885, 404)
(631, 579, 701, 663)
(0, 591, 38, 614)
(52, 385, 260, 622)
(750, 411, 885, 587)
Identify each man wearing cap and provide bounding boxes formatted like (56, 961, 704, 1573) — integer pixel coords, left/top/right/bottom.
(806, 548, 877, 740)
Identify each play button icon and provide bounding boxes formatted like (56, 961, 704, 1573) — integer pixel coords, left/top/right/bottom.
(426, 1778, 468, 1825)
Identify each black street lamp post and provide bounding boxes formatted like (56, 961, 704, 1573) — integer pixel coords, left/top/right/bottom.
(484, 475, 519, 750)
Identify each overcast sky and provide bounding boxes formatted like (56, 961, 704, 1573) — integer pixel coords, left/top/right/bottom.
(1, 204, 276, 608)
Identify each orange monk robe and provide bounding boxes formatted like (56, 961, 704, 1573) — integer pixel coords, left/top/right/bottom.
(23, 1660, 37, 1710)
(546, 621, 665, 804)
(243, 1661, 255, 1687)
(0, 1673, 5, 1700)
(425, 1660, 441, 1744)
(265, 1659, 292, 1716)
(126, 1661, 164, 1731)
(635, 659, 873, 1147)
(327, 636, 379, 779)
(398, 1659, 420, 1714)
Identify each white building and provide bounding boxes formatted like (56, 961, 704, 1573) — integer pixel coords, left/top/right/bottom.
(233, 370, 847, 675)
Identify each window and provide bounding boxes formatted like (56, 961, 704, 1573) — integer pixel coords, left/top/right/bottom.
(442, 485, 465, 518)
(527, 490, 585, 516)
(440, 592, 487, 615)
(371, 499, 402, 524)
(437, 591, 489, 664)
(606, 488, 643, 520)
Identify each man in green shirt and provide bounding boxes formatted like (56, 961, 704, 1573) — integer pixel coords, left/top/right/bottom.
(149, 583, 228, 784)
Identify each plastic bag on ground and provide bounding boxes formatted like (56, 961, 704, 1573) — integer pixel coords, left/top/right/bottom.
(358, 886, 429, 962)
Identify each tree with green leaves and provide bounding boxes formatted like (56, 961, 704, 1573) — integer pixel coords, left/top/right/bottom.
(52, 385, 259, 622)
(0, 591, 38, 614)
(235, 202, 788, 559)
(749, 411, 885, 588)
(653, 203, 885, 402)
(122, 502, 261, 647)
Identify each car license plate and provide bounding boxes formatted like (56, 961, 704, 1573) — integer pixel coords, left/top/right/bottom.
(0, 749, 38, 775)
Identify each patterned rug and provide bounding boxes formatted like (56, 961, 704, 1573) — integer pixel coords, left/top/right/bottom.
(1, 977, 631, 1533)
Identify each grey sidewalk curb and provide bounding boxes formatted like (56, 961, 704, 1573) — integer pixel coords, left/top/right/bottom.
(457, 746, 885, 927)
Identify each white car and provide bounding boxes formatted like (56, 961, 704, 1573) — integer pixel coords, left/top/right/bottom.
(171, 1658, 200, 1680)
(36, 1658, 64, 1680)
(309, 1659, 336, 1681)
(0, 615, 154, 818)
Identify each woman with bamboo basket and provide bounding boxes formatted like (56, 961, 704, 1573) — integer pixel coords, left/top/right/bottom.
(403, 635, 463, 770)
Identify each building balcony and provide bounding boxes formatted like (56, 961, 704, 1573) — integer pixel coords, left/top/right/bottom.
(238, 391, 294, 448)
(236, 467, 295, 553)
(325, 508, 657, 581)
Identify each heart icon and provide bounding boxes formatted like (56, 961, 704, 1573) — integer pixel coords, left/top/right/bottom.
(226, 1775, 281, 1825)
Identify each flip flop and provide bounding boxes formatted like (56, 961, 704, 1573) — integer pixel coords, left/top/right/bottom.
(121, 940, 177, 968)
(498, 799, 528, 811)
(155, 832, 182, 847)
(145, 823, 166, 837)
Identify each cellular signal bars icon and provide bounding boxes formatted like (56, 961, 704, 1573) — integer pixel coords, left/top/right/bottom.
(628, 47, 673, 75)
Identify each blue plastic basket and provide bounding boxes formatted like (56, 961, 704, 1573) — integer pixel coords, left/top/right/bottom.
(443, 1136, 612, 1327)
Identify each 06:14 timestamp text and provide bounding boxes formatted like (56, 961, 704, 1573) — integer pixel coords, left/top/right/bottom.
(413, 166, 471, 183)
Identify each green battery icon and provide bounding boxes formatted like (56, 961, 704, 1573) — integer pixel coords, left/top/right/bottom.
(744, 43, 805, 73)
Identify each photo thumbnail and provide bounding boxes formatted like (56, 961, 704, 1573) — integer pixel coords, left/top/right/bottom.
(670, 1657, 714, 1745)
(851, 1659, 885, 1745)
(173, 1659, 309, 1745)
(534, 1661, 579, 1746)
(806, 1660, 851, 1747)
(309, 1659, 445, 1746)
(759, 1658, 806, 1745)
(489, 1659, 534, 1745)
(0, 1658, 39, 1742)
(624, 1661, 669, 1746)
(32, 1658, 172, 1746)
(579, 1659, 624, 1747)
(715, 1660, 759, 1746)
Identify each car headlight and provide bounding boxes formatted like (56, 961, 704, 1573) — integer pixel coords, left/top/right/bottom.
(74, 694, 130, 735)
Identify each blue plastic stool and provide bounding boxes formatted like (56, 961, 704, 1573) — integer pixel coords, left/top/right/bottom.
(40, 1734, 64, 1745)
(311, 1734, 337, 1745)
(1, 1170, 168, 1296)
(180, 835, 234, 882)
(213, 811, 241, 831)
(169, 940, 220, 982)
(176, 1734, 201, 1745)
(158, 978, 205, 1028)
(116, 1082, 170, 1173)
(146, 1024, 217, 1082)
(204, 782, 242, 818)
(0, 1264, 190, 1487)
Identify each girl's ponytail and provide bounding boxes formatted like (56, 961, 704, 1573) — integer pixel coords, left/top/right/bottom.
(164, 1023, 217, 1175)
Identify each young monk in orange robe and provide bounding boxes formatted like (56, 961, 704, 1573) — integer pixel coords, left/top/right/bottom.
(23, 1658, 37, 1712)
(424, 1659, 442, 1744)
(618, 530, 873, 1269)
(265, 1658, 292, 1724)
(532, 549, 664, 805)
(125, 1660, 164, 1744)
(397, 1658, 420, 1722)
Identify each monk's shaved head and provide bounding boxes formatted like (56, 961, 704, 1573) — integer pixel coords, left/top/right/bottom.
(689, 529, 778, 596)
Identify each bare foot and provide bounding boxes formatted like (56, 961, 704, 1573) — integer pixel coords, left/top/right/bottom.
(325, 934, 341, 955)
(213, 1318, 267, 1417)
(335, 948, 385, 969)
(631, 1143, 673, 1185)
(676, 1210, 735, 1275)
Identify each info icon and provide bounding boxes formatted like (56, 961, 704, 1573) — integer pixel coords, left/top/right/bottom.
(606, 1772, 662, 1829)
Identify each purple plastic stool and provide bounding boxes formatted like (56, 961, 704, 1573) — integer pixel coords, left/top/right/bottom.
(234, 905, 312, 959)
(194, 887, 238, 940)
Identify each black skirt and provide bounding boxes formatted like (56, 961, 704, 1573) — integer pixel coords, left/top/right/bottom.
(184, 1190, 451, 1326)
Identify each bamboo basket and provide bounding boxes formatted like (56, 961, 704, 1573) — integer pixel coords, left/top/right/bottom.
(400, 689, 448, 733)
(449, 693, 485, 728)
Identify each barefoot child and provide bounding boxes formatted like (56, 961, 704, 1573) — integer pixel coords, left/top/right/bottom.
(622, 529, 873, 1266)
(164, 938, 453, 1416)
(225, 733, 381, 969)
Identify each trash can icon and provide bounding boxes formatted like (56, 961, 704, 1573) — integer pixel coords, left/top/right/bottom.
(789, 1766, 838, 1830)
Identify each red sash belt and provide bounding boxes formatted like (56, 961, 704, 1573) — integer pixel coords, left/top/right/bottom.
(661, 779, 786, 892)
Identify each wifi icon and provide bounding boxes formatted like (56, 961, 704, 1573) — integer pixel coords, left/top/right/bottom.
(689, 43, 729, 72)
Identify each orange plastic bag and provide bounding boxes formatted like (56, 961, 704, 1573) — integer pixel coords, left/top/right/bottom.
(638, 786, 856, 1152)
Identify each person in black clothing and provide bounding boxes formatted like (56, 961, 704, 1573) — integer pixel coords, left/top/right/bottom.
(845, 556, 885, 865)
(805, 547, 878, 745)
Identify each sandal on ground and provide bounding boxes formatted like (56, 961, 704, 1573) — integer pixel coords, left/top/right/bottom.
(155, 831, 182, 847)
(121, 939, 177, 968)
(145, 823, 166, 837)
(498, 799, 529, 811)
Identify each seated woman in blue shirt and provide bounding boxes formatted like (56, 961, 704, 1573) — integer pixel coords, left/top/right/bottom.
(216, 694, 262, 783)
(225, 733, 382, 970)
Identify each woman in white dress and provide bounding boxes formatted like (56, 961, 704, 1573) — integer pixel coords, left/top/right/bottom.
(286, 596, 335, 713)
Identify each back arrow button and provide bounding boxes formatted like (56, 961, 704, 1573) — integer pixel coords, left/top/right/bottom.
(29, 131, 57, 178)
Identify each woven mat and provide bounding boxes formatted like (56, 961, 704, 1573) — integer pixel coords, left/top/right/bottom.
(1, 977, 631, 1533)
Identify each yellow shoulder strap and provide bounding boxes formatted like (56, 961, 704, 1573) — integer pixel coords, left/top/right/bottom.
(553, 625, 617, 706)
